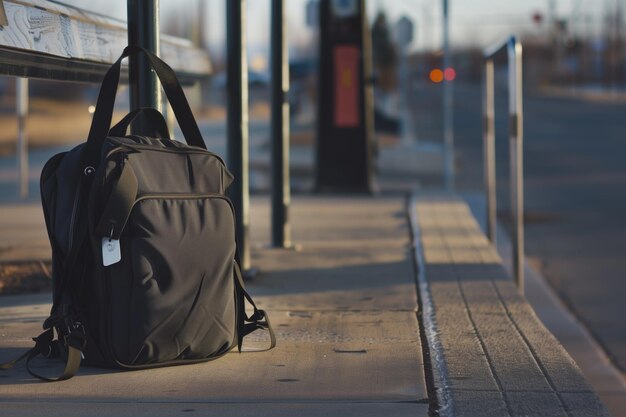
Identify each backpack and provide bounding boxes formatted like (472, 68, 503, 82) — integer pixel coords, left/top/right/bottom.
(1, 46, 275, 381)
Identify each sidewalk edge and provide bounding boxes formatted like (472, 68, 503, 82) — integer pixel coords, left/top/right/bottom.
(407, 193, 451, 417)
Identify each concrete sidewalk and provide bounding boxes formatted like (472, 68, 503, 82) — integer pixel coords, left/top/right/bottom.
(0, 196, 429, 417)
(0, 193, 614, 416)
(411, 194, 610, 417)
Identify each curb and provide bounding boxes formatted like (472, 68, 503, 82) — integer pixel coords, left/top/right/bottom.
(407, 193, 451, 417)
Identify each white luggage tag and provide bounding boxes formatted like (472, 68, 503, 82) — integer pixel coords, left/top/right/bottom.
(102, 237, 121, 266)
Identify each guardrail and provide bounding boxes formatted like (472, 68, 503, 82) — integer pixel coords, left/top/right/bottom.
(482, 36, 525, 293)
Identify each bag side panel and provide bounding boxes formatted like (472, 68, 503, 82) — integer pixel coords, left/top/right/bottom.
(40, 152, 68, 305)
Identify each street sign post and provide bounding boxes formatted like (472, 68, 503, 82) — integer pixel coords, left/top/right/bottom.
(306, 0, 319, 28)
(395, 16, 415, 145)
(396, 16, 414, 47)
(442, 0, 455, 190)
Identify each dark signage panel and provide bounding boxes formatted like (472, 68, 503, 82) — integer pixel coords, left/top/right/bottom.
(315, 0, 375, 193)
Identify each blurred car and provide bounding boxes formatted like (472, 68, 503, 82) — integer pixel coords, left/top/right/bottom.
(211, 70, 270, 90)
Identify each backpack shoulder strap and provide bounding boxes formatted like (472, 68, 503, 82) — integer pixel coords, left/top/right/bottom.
(233, 261, 276, 352)
(0, 320, 85, 382)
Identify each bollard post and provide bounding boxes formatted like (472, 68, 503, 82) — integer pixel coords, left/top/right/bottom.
(508, 40, 524, 293)
(16, 77, 28, 199)
(483, 59, 496, 245)
(226, 0, 251, 270)
(127, 0, 162, 127)
(482, 36, 525, 293)
(270, 0, 291, 248)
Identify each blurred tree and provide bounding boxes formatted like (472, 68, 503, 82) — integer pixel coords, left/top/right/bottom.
(371, 11, 397, 92)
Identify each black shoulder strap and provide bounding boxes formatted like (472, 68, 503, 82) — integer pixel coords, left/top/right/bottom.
(81, 45, 208, 179)
(0, 322, 85, 382)
(233, 261, 276, 352)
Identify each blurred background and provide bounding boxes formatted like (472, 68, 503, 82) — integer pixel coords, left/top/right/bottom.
(1, 0, 626, 383)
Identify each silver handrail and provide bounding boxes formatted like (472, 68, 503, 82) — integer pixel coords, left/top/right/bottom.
(482, 36, 525, 293)
(17, 78, 29, 199)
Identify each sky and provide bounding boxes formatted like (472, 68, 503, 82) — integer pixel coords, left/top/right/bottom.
(190, 0, 611, 53)
(62, 0, 616, 68)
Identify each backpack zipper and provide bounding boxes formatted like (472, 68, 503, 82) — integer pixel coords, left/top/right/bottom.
(133, 192, 231, 204)
(67, 181, 82, 254)
(107, 136, 227, 167)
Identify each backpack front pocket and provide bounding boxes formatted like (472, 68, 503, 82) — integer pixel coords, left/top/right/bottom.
(106, 194, 237, 366)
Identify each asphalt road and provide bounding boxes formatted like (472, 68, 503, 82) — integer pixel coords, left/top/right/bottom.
(447, 81, 626, 374)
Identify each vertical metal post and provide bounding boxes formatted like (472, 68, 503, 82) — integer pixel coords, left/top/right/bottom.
(483, 36, 524, 292)
(271, 0, 291, 248)
(508, 40, 524, 293)
(442, 0, 455, 190)
(164, 98, 175, 138)
(16, 78, 28, 199)
(483, 60, 496, 244)
(399, 44, 414, 145)
(227, 0, 251, 270)
(127, 0, 162, 127)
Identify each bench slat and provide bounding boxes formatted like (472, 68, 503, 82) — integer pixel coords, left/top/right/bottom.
(0, 0, 211, 82)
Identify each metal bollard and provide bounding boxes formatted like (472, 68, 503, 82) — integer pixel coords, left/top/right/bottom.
(482, 36, 525, 293)
(226, 0, 251, 271)
(270, 0, 291, 248)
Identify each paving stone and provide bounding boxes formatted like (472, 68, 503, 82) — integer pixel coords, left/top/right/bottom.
(506, 392, 568, 417)
(448, 389, 508, 417)
(412, 194, 610, 417)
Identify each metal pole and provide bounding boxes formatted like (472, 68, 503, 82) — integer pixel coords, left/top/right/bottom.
(164, 98, 175, 138)
(508, 39, 524, 293)
(483, 60, 496, 244)
(227, 0, 251, 270)
(400, 44, 414, 145)
(271, 0, 291, 248)
(16, 77, 28, 199)
(127, 0, 162, 128)
(442, 0, 455, 190)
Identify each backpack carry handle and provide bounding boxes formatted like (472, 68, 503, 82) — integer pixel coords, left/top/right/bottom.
(82, 46, 206, 174)
(109, 107, 171, 139)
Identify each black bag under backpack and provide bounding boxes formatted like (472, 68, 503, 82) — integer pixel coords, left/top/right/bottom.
(1, 46, 275, 381)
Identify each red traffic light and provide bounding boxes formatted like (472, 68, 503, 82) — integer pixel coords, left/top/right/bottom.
(444, 67, 456, 81)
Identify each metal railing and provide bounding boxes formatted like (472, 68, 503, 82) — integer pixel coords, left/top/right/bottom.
(482, 36, 525, 293)
(16, 78, 28, 199)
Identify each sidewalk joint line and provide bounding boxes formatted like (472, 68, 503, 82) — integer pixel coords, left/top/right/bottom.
(491, 281, 574, 417)
(455, 268, 513, 417)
